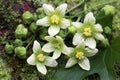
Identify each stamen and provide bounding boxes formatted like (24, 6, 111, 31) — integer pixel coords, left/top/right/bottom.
(37, 54, 46, 62)
(50, 15, 60, 24)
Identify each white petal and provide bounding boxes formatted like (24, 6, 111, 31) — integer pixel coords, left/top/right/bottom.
(36, 17, 49, 27)
(85, 38, 96, 49)
(33, 40, 41, 53)
(48, 26, 60, 36)
(78, 57, 90, 71)
(44, 57, 58, 67)
(73, 33, 84, 45)
(61, 18, 70, 29)
(56, 3, 67, 16)
(84, 12, 95, 24)
(42, 43, 55, 53)
(36, 63, 47, 75)
(52, 50, 61, 59)
(95, 24, 103, 32)
(65, 58, 77, 68)
(27, 54, 36, 65)
(85, 48, 98, 57)
(62, 45, 74, 57)
(72, 22, 82, 28)
(44, 36, 55, 42)
(43, 4, 54, 16)
(95, 33, 105, 41)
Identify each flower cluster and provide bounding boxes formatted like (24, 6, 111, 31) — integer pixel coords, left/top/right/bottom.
(27, 3, 106, 75)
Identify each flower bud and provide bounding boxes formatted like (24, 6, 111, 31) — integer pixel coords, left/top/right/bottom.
(102, 5, 115, 15)
(15, 24, 28, 39)
(14, 39, 23, 47)
(104, 26, 111, 34)
(68, 26, 77, 33)
(23, 11, 33, 23)
(5, 43, 14, 54)
(58, 30, 66, 38)
(15, 47, 26, 59)
(30, 22, 38, 33)
(36, 8, 42, 14)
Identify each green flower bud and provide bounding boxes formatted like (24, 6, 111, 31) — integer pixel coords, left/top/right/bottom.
(15, 47, 26, 59)
(58, 30, 66, 38)
(102, 5, 115, 15)
(104, 26, 111, 34)
(15, 24, 28, 39)
(39, 28, 48, 40)
(23, 11, 33, 23)
(14, 39, 23, 47)
(68, 26, 77, 33)
(36, 8, 42, 14)
(33, 13, 38, 21)
(30, 22, 38, 33)
(5, 43, 14, 54)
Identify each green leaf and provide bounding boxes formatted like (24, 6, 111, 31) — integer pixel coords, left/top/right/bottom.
(52, 37, 120, 80)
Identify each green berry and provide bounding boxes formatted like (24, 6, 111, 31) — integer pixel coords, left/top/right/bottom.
(15, 47, 26, 59)
(15, 24, 28, 39)
(14, 39, 23, 47)
(30, 22, 38, 33)
(5, 43, 14, 54)
(23, 11, 33, 23)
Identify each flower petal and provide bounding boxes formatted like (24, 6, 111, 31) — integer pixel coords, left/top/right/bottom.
(48, 26, 60, 36)
(95, 33, 105, 41)
(56, 3, 67, 16)
(62, 45, 74, 57)
(85, 48, 98, 57)
(36, 62, 47, 75)
(65, 58, 77, 68)
(73, 33, 84, 45)
(78, 57, 90, 71)
(61, 18, 70, 29)
(85, 38, 96, 49)
(27, 54, 36, 65)
(42, 43, 55, 53)
(43, 4, 54, 16)
(84, 12, 95, 24)
(52, 50, 61, 59)
(44, 57, 58, 67)
(44, 36, 55, 42)
(33, 40, 41, 53)
(95, 24, 103, 32)
(72, 22, 82, 28)
(36, 17, 49, 27)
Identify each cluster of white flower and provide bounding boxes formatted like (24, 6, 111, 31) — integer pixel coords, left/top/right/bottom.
(27, 3, 106, 75)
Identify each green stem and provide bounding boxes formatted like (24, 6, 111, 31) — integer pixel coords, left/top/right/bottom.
(91, 0, 117, 9)
(26, 36, 35, 50)
(66, 0, 84, 14)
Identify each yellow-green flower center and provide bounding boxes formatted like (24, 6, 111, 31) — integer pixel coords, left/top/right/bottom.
(83, 27, 92, 37)
(50, 15, 60, 24)
(75, 51, 84, 60)
(37, 54, 46, 62)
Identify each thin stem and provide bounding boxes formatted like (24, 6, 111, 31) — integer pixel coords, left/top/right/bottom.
(26, 36, 35, 50)
(91, 0, 117, 10)
(66, 0, 84, 14)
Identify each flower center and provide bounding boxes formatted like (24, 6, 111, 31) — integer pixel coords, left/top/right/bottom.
(83, 27, 92, 37)
(37, 54, 46, 62)
(50, 15, 60, 24)
(75, 51, 84, 60)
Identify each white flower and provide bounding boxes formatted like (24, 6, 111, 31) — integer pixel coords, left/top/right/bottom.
(36, 3, 70, 36)
(65, 42, 98, 71)
(27, 40, 58, 75)
(42, 36, 66, 59)
(72, 12, 105, 49)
